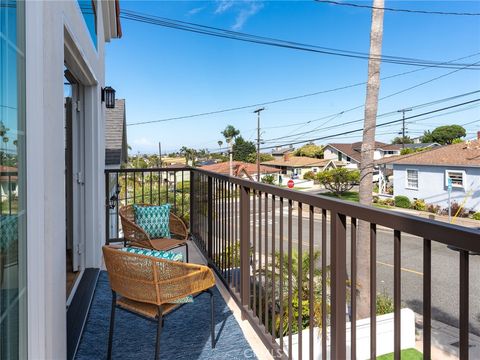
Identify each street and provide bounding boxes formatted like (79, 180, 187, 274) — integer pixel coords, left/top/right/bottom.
(218, 198, 480, 337)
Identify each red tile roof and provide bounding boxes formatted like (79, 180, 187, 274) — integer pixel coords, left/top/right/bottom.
(200, 161, 280, 175)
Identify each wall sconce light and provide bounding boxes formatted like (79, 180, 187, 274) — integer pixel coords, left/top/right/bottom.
(102, 86, 116, 109)
(108, 184, 122, 209)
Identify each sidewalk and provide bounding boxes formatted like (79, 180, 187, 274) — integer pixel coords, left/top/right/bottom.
(392, 207, 480, 229)
(415, 314, 480, 359)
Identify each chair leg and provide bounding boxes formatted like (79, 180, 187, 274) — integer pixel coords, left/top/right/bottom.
(185, 242, 189, 263)
(107, 291, 117, 360)
(155, 306, 163, 360)
(207, 289, 215, 349)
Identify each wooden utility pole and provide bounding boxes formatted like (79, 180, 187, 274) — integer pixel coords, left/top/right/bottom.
(254, 107, 265, 182)
(357, 0, 385, 321)
(397, 109, 412, 149)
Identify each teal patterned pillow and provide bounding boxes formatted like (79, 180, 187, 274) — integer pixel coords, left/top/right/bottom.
(119, 247, 192, 303)
(133, 204, 171, 239)
(0, 215, 18, 251)
(120, 247, 183, 261)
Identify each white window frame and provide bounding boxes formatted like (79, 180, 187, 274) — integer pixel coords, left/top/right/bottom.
(445, 169, 466, 188)
(405, 168, 419, 190)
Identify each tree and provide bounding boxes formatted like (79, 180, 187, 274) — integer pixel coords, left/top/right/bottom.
(217, 140, 223, 149)
(317, 168, 359, 196)
(358, 0, 385, 319)
(260, 174, 276, 185)
(391, 135, 413, 145)
(294, 143, 324, 158)
(246, 152, 274, 164)
(421, 125, 466, 144)
(232, 136, 256, 162)
(221, 125, 240, 143)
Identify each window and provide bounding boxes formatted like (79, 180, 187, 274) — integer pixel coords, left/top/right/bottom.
(346, 156, 351, 162)
(445, 170, 465, 188)
(406, 169, 418, 189)
(0, 1, 27, 358)
(337, 153, 342, 161)
(313, 168, 318, 173)
(77, 0, 97, 48)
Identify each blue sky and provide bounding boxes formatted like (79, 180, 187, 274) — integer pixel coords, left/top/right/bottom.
(106, 1, 480, 154)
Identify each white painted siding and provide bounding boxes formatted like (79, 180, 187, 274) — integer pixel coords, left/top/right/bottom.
(393, 164, 480, 212)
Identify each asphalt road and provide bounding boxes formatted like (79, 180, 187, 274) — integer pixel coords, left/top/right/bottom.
(242, 202, 480, 336)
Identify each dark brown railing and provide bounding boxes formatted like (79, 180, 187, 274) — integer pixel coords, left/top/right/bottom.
(105, 167, 480, 360)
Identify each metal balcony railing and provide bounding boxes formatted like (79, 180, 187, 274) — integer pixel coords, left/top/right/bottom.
(105, 167, 480, 360)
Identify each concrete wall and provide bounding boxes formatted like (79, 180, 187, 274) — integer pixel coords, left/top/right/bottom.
(393, 164, 480, 212)
(26, 1, 111, 357)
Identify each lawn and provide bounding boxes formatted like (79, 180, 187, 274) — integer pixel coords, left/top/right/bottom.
(376, 348, 423, 360)
(321, 191, 359, 202)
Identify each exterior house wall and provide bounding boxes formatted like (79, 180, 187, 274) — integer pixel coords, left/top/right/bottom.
(393, 164, 480, 211)
(25, 1, 113, 358)
(323, 147, 338, 161)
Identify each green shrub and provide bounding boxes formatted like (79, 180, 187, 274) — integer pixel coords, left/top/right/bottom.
(411, 199, 426, 211)
(473, 212, 480, 221)
(376, 292, 394, 315)
(303, 171, 316, 181)
(394, 195, 411, 209)
(261, 174, 276, 185)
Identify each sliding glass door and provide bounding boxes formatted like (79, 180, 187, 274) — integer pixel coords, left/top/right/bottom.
(0, 0, 27, 358)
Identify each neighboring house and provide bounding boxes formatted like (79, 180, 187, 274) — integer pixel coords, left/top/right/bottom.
(323, 141, 399, 168)
(0, 2, 122, 360)
(261, 153, 341, 179)
(271, 146, 294, 160)
(105, 99, 128, 240)
(0, 166, 17, 202)
(105, 99, 128, 169)
(200, 161, 281, 181)
(377, 139, 480, 211)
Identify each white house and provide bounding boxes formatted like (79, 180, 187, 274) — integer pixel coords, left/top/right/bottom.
(261, 153, 341, 180)
(0, 1, 122, 359)
(377, 139, 480, 212)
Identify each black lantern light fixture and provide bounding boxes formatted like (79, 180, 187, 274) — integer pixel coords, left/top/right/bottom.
(102, 86, 116, 109)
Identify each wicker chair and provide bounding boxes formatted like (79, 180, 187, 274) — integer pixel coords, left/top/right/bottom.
(102, 245, 216, 360)
(119, 204, 189, 261)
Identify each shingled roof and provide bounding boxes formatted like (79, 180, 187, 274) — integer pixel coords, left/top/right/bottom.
(376, 139, 480, 167)
(105, 99, 128, 167)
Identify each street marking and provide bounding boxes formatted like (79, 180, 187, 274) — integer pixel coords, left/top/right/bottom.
(377, 260, 423, 276)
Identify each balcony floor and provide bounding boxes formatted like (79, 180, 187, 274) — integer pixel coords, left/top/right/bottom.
(75, 270, 256, 359)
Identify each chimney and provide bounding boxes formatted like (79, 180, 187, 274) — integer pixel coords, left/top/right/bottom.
(477, 131, 480, 140)
(284, 152, 291, 162)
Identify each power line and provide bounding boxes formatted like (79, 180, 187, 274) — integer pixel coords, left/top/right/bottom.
(315, 0, 480, 16)
(262, 90, 480, 143)
(120, 9, 480, 70)
(127, 52, 480, 127)
(262, 98, 480, 149)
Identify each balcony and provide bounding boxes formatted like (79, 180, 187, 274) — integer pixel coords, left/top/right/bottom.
(92, 167, 480, 359)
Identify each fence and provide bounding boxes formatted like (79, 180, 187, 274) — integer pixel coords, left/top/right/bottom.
(106, 167, 480, 360)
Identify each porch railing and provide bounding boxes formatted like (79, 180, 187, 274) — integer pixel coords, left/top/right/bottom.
(105, 167, 480, 360)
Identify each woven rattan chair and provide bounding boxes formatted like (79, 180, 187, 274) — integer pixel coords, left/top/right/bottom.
(102, 245, 216, 360)
(119, 204, 189, 261)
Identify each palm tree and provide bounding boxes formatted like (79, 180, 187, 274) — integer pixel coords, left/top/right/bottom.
(217, 140, 223, 150)
(357, 0, 385, 319)
(221, 125, 240, 176)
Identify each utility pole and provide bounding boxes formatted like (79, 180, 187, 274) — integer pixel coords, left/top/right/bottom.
(254, 107, 265, 182)
(397, 108, 412, 149)
(158, 141, 162, 167)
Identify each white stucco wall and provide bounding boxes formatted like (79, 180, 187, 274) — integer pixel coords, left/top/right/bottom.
(393, 164, 480, 212)
(26, 1, 112, 358)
